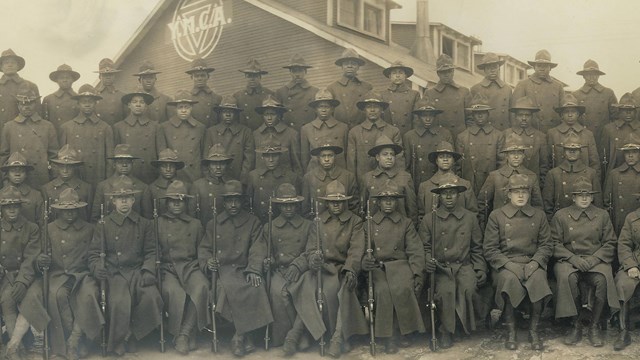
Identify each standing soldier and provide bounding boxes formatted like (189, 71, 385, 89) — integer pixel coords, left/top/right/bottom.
(149, 149, 190, 216)
(1, 152, 44, 227)
(601, 93, 640, 176)
(483, 174, 553, 351)
(603, 133, 640, 235)
(424, 54, 471, 137)
(94, 58, 126, 127)
(403, 98, 453, 191)
(0, 84, 58, 188)
(275, 54, 318, 131)
(133, 60, 172, 123)
(470, 53, 512, 131)
(205, 96, 254, 184)
(185, 58, 220, 128)
(326, 48, 373, 128)
(191, 144, 234, 227)
(233, 58, 275, 131)
(552, 177, 618, 348)
(513, 49, 565, 133)
(41, 64, 80, 132)
(380, 60, 421, 136)
(88, 175, 163, 356)
(0, 49, 40, 132)
(198, 180, 274, 357)
(60, 84, 115, 189)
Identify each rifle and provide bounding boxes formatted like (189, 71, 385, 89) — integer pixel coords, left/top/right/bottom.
(428, 194, 438, 351)
(607, 193, 613, 220)
(482, 190, 489, 230)
(411, 144, 418, 185)
(313, 201, 325, 356)
(42, 200, 50, 360)
(602, 147, 608, 168)
(152, 200, 165, 352)
(99, 204, 108, 357)
(551, 144, 556, 169)
(365, 200, 376, 356)
(195, 194, 201, 219)
(210, 198, 219, 353)
(264, 197, 273, 350)
(249, 197, 254, 215)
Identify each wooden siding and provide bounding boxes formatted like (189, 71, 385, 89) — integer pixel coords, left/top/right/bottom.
(272, 0, 327, 24)
(391, 23, 415, 49)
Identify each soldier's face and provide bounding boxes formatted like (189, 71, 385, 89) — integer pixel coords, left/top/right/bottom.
(379, 197, 397, 214)
(139, 74, 157, 91)
(573, 193, 593, 209)
(223, 197, 242, 216)
(7, 168, 26, 185)
(314, 102, 333, 120)
(327, 200, 345, 216)
(59, 209, 79, 224)
(1, 204, 21, 222)
(437, 69, 454, 84)
(100, 73, 116, 86)
(208, 161, 228, 178)
(583, 73, 599, 87)
(624, 150, 640, 166)
(191, 71, 209, 88)
(1, 58, 19, 75)
(289, 68, 306, 83)
(440, 189, 459, 210)
(318, 150, 336, 170)
(472, 111, 489, 126)
(159, 163, 177, 180)
(57, 164, 76, 181)
(17, 100, 36, 117)
(167, 198, 186, 216)
(619, 108, 636, 122)
(436, 153, 454, 171)
(515, 110, 533, 128)
(220, 109, 236, 126)
(341, 60, 360, 78)
(78, 97, 97, 116)
(364, 103, 382, 120)
(483, 63, 500, 81)
(508, 189, 530, 207)
(245, 73, 261, 88)
(262, 109, 281, 127)
(376, 148, 396, 170)
(389, 69, 407, 85)
(128, 96, 147, 116)
(564, 148, 581, 162)
(279, 203, 297, 219)
(114, 159, 133, 176)
(112, 195, 135, 215)
(176, 103, 193, 120)
(506, 150, 525, 168)
(262, 153, 281, 170)
(561, 108, 580, 126)
(533, 63, 551, 78)
(56, 73, 75, 90)
(418, 112, 436, 128)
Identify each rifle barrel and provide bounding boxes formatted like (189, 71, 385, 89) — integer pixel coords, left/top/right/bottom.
(153, 200, 165, 352)
(42, 200, 50, 360)
(210, 198, 219, 353)
(264, 198, 273, 350)
(429, 194, 438, 352)
(365, 200, 376, 356)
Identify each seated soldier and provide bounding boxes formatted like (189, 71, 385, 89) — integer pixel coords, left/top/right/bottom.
(420, 173, 486, 348)
(552, 177, 618, 347)
(149, 148, 191, 216)
(484, 174, 553, 351)
(191, 144, 234, 227)
(1, 152, 44, 227)
(361, 180, 425, 354)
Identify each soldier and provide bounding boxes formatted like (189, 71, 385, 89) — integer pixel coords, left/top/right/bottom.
(603, 133, 640, 235)
(326, 48, 373, 128)
(552, 177, 618, 348)
(185, 58, 221, 128)
(149, 149, 190, 216)
(45, 188, 102, 360)
(470, 53, 512, 131)
(114, 89, 160, 184)
(543, 132, 603, 221)
(572, 59, 617, 146)
(60, 84, 115, 189)
(300, 89, 349, 173)
(1, 152, 44, 227)
(456, 93, 505, 194)
(191, 144, 234, 227)
(361, 180, 425, 353)
(41, 64, 80, 132)
(424, 54, 471, 137)
(547, 94, 601, 180)
(156, 181, 208, 354)
(199, 180, 274, 357)
(157, 90, 205, 183)
(0, 186, 49, 360)
(346, 92, 402, 184)
(275, 54, 318, 131)
(419, 174, 486, 348)
(94, 58, 126, 127)
(513, 49, 565, 133)
(483, 174, 553, 351)
(253, 95, 302, 173)
(380, 60, 421, 135)
(233, 58, 275, 131)
(403, 98, 454, 191)
(601, 93, 640, 176)
(204, 95, 254, 184)
(0, 84, 58, 188)
(503, 96, 549, 184)
(133, 60, 172, 123)
(91, 144, 153, 221)
(88, 175, 163, 356)
(361, 135, 417, 224)
(0, 49, 40, 132)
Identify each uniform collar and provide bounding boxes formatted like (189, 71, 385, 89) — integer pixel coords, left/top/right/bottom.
(258, 166, 285, 178)
(498, 165, 533, 178)
(480, 77, 506, 88)
(567, 204, 597, 221)
(96, 84, 116, 93)
(529, 74, 553, 84)
(311, 117, 338, 129)
(436, 205, 465, 220)
(320, 209, 352, 224)
(152, 178, 174, 189)
(54, 217, 86, 231)
(556, 122, 584, 133)
(372, 166, 399, 178)
(0, 74, 23, 85)
(618, 163, 640, 173)
(124, 113, 150, 126)
(434, 81, 460, 92)
(337, 75, 362, 86)
(559, 160, 587, 172)
(468, 124, 495, 135)
(613, 119, 640, 130)
(273, 214, 304, 228)
(360, 119, 386, 130)
(257, 121, 287, 134)
(372, 210, 401, 224)
(501, 203, 535, 218)
(109, 210, 140, 226)
(51, 176, 82, 189)
(14, 113, 43, 123)
(578, 83, 604, 93)
(244, 85, 264, 95)
(14, 183, 32, 196)
(387, 83, 410, 92)
(214, 122, 242, 135)
(218, 210, 250, 227)
(162, 212, 191, 222)
(0, 216, 26, 231)
(312, 165, 339, 181)
(511, 126, 535, 136)
(54, 88, 77, 98)
(429, 171, 458, 185)
(205, 174, 229, 184)
(73, 114, 101, 124)
(169, 116, 199, 127)
(286, 79, 311, 90)
(191, 85, 212, 95)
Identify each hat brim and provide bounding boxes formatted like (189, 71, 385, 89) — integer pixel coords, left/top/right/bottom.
(186, 68, 215, 75)
(465, 106, 494, 112)
(356, 100, 389, 111)
(431, 184, 467, 194)
(371, 193, 404, 198)
(271, 196, 304, 204)
(107, 155, 140, 160)
(104, 189, 142, 196)
(613, 104, 638, 109)
(150, 160, 185, 170)
(527, 61, 558, 68)
(51, 201, 88, 210)
(436, 65, 456, 72)
(160, 193, 194, 200)
(0, 199, 26, 206)
(335, 57, 365, 67)
(561, 144, 587, 149)
(310, 145, 344, 156)
(509, 107, 540, 113)
(427, 151, 462, 164)
(71, 94, 103, 101)
(0, 55, 25, 72)
(318, 194, 353, 201)
(618, 145, 640, 151)
(167, 99, 198, 106)
(50, 159, 83, 165)
(121, 92, 155, 105)
(283, 64, 313, 70)
(1, 164, 34, 171)
(476, 60, 505, 70)
(221, 193, 246, 197)
(412, 108, 443, 115)
(237, 69, 268, 75)
(255, 148, 289, 154)
(570, 190, 600, 195)
(49, 70, 80, 82)
(214, 105, 243, 113)
(255, 106, 288, 115)
(201, 157, 233, 165)
(382, 66, 414, 78)
(554, 105, 586, 114)
(500, 146, 527, 153)
(133, 70, 162, 76)
(308, 99, 340, 108)
(367, 143, 403, 157)
(94, 69, 122, 74)
(576, 69, 605, 76)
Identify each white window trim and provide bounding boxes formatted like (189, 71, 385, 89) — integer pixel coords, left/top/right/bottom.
(440, 34, 471, 71)
(337, 0, 387, 41)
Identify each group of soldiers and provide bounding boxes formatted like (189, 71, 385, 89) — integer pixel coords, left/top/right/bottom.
(0, 44, 639, 360)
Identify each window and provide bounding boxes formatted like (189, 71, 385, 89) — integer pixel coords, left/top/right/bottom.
(456, 42, 469, 69)
(339, 0, 358, 28)
(338, 0, 387, 39)
(439, 34, 471, 70)
(506, 64, 516, 85)
(441, 36, 454, 59)
(517, 69, 526, 81)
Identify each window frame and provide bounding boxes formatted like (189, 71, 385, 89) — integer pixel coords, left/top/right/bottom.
(337, 0, 387, 40)
(439, 33, 472, 71)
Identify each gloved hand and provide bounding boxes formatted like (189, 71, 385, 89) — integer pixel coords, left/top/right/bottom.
(11, 282, 27, 303)
(140, 271, 156, 287)
(37, 254, 51, 271)
(568, 256, 590, 272)
(524, 261, 539, 280)
(344, 270, 357, 291)
(425, 258, 437, 273)
(475, 270, 487, 287)
(361, 255, 377, 272)
(504, 262, 524, 281)
(283, 265, 301, 283)
(309, 252, 323, 271)
(246, 273, 262, 287)
(628, 267, 640, 279)
(413, 276, 424, 297)
(94, 265, 108, 281)
(207, 258, 220, 272)
(262, 257, 274, 274)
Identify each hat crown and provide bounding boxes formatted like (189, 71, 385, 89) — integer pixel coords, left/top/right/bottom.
(244, 58, 264, 72)
(469, 93, 491, 108)
(56, 64, 73, 72)
(218, 95, 239, 108)
(1, 49, 17, 58)
(572, 176, 594, 193)
(4, 152, 29, 167)
(582, 59, 599, 70)
(339, 48, 360, 60)
(157, 148, 180, 162)
(57, 188, 82, 205)
(286, 53, 309, 67)
(373, 134, 396, 149)
(56, 144, 79, 161)
(562, 132, 583, 148)
(560, 94, 580, 108)
(138, 60, 156, 72)
(98, 58, 117, 70)
(112, 143, 134, 158)
(480, 52, 501, 65)
(534, 49, 552, 62)
(206, 143, 232, 159)
(313, 88, 336, 103)
(618, 93, 637, 108)
(222, 180, 243, 196)
(15, 84, 38, 102)
(324, 180, 347, 198)
(376, 179, 402, 197)
(110, 175, 136, 194)
(260, 94, 284, 109)
(77, 84, 99, 96)
(621, 132, 640, 147)
(361, 91, 384, 103)
(274, 183, 299, 199)
(413, 97, 439, 111)
(438, 173, 460, 187)
(172, 89, 192, 102)
(504, 133, 525, 150)
(0, 185, 23, 204)
(165, 180, 189, 197)
(436, 54, 454, 67)
(512, 96, 539, 110)
(257, 138, 287, 153)
(508, 174, 530, 190)
(434, 141, 455, 153)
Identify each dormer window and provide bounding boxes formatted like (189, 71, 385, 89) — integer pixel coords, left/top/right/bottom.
(441, 34, 470, 70)
(338, 0, 386, 40)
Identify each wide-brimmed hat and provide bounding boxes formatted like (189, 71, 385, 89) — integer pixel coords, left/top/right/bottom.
(121, 90, 154, 105)
(310, 139, 344, 156)
(214, 95, 243, 113)
(476, 52, 505, 70)
(334, 48, 365, 67)
(50, 144, 83, 165)
(151, 148, 185, 170)
(509, 96, 541, 113)
(0, 49, 25, 72)
(370, 180, 404, 198)
(527, 49, 558, 68)
(108, 144, 140, 160)
(430, 173, 467, 194)
(318, 180, 352, 201)
(412, 98, 443, 115)
(221, 180, 245, 197)
(576, 59, 605, 76)
(0, 186, 26, 206)
(356, 91, 389, 111)
(271, 183, 304, 203)
(255, 95, 288, 114)
(501, 133, 527, 153)
(554, 94, 585, 115)
(571, 176, 599, 195)
(436, 54, 455, 72)
(72, 84, 103, 101)
(367, 135, 403, 157)
(185, 58, 215, 75)
(50, 188, 88, 210)
(49, 64, 80, 82)
(15, 85, 40, 104)
(308, 88, 340, 108)
(255, 140, 289, 154)
(560, 132, 587, 149)
(104, 175, 141, 196)
(466, 93, 494, 112)
(383, 60, 414, 78)
(160, 180, 194, 200)
(618, 133, 640, 151)
(506, 174, 531, 191)
(238, 58, 268, 75)
(283, 54, 312, 69)
(201, 143, 234, 165)
(94, 58, 121, 74)
(167, 90, 198, 105)
(428, 141, 462, 164)
(1, 152, 34, 171)
(133, 60, 162, 76)
(614, 93, 638, 109)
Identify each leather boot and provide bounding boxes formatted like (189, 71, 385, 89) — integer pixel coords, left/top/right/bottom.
(231, 333, 245, 357)
(283, 317, 304, 357)
(504, 304, 517, 350)
(439, 330, 453, 349)
(588, 298, 605, 347)
(614, 302, 631, 351)
(66, 326, 82, 360)
(529, 302, 543, 351)
(564, 316, 582, 345)
(384, 337, 399, 354)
